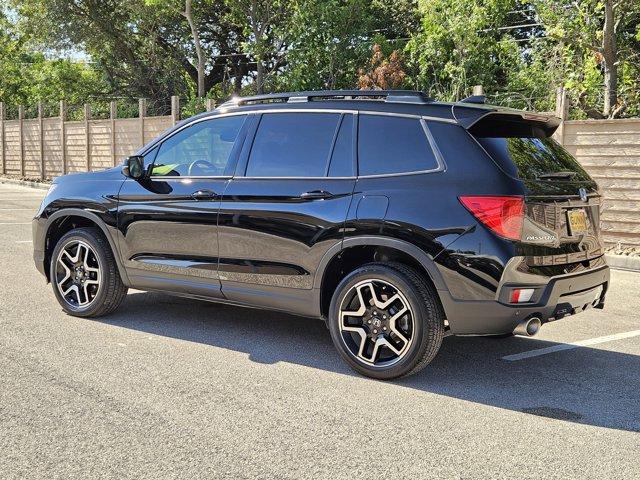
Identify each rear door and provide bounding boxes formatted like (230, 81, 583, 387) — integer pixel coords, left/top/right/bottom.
(217, 110, 356, 316)
(470, 114, 603, 264)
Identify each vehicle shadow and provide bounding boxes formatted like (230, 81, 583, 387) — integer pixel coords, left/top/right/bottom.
(100, 291, 640, 433)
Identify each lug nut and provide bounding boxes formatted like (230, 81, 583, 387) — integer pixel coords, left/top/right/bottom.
(383, 326, 387, 331)
(373, 329, 378, 334)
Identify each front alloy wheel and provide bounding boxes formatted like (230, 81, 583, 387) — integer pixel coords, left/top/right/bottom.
(50, 227, 127, 317)
(55, 240, 102, 308)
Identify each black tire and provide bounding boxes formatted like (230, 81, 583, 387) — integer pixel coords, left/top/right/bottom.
(49, 227, 127, 318)
(328, 262, 444, 380)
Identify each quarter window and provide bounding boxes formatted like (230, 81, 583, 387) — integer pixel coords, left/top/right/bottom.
(246, 113, 341, 177)
(358, 115, 439, 176)
(151, 115, 246, 177)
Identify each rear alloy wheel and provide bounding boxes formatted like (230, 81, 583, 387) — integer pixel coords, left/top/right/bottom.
(50, 227, 127, 317)
(329, 262, 444, 379)
(338, 279, 414, 367)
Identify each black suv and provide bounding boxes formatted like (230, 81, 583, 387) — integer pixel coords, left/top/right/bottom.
(33, 90, 609, 379)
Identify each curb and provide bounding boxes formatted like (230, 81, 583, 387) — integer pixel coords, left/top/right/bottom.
(605, 254, 640, 272)
(0, 177, 51, 190)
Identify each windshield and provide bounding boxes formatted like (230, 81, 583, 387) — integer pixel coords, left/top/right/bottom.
(476, 136, 592, 182)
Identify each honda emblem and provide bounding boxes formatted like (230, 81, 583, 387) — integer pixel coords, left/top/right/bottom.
(579, 188, 588, 202)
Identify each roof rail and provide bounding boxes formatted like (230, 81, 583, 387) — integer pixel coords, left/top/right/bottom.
(219, 90, 434, 108)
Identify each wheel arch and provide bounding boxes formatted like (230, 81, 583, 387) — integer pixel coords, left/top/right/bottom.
(43, 209, 129, 285)
(316, 236, 449, 319)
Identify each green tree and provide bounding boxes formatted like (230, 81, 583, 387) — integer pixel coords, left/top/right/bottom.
(406, 0, 518, 101)
(9, 0, 253, 99)
(0, 9, 109, 108)
(533, 0, 640, 118)
(279, 0, 376, 91)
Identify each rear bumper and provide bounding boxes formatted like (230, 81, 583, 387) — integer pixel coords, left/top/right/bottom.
(442, 264, 610, 335)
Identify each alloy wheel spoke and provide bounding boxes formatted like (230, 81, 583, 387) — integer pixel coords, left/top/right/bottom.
(82, 284, 92, 305)
(62, 284, 81, 305)
(376, 293, 401, 310)
(56, 240, 101, 308)
(340, 282, 370, 318)
(389, 305, 410, 346)
(339, 279, 414, 367)
(61, 249, 77, 267)
(57, 261, 72, 288)
(82, 245, 99, 273)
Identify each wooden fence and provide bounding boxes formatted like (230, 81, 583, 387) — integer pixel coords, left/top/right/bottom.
(558, 118, 640, 247)
(0, 96, 639, 246)
(0, 96, 213, 178)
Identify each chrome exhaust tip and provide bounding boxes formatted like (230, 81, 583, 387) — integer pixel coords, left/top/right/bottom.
(513, 317, 542, 337)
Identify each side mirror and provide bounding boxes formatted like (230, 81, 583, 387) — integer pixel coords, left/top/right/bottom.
(123, 155, 145, 179)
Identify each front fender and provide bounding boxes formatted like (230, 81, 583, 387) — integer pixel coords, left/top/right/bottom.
(34, 208, 130, 286)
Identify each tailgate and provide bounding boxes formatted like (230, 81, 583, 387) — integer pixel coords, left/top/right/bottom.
(467, 112, 604, 264)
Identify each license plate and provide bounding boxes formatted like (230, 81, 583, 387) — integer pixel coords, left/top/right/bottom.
(567, 209, 588, 235)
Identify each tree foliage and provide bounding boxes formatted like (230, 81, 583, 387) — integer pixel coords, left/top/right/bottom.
(0, 9, 109, 109)
(1, 0, 639, 119)
(358, 45, 407, 90)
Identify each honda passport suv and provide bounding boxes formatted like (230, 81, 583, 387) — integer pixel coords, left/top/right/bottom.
(33, 90, 609, 379)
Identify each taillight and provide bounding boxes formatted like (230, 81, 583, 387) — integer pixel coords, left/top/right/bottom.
(459, 196, 524, 240)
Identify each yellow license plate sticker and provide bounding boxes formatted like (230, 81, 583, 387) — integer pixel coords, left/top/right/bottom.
(567, 209, 587, 235)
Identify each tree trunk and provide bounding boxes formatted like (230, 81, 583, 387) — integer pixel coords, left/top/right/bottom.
(256, 59, 264, 94)
(602, 0, 617, 117)
(250, 0, 264, 94)
(184, 0, 205, 97)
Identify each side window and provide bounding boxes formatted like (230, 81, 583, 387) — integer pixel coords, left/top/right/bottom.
(151, 115, 246, 177)
(358, 115, 439, 176)
(246, 113, 341, 177)
(328, 114, 355, 177)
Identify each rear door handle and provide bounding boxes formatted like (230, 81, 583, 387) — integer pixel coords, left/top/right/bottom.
(300, 190, 334, 200)
(191, 189, 217, 200)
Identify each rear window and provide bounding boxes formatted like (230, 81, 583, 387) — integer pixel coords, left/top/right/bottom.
(358, 115, 439, 176)
(472, 116, 591, 182)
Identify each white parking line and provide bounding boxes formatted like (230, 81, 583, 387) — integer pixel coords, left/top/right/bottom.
(0, 222, 31, 225)
(0, 208, 35, 210)
(502, 329, 640, 361)
(15, 240, 32, 243)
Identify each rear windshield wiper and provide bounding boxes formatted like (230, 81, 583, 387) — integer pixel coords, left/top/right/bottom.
(537, 171, 577, 180)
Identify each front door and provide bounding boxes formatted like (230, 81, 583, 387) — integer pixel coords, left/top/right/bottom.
(117, 114, 248, 298)
(217, 111, 357, 316)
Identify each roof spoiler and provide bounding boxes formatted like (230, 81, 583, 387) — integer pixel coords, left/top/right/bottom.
(453, 105, 561, 137)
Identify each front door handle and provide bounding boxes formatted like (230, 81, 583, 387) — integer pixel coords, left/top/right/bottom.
(300, 190, 334, 200)
(191, 189, 217, 200)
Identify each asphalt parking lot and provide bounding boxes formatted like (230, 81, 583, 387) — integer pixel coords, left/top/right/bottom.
(1, 181, 639, 479)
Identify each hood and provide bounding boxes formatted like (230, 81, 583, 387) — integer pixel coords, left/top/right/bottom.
(52, 166, 125, 185)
